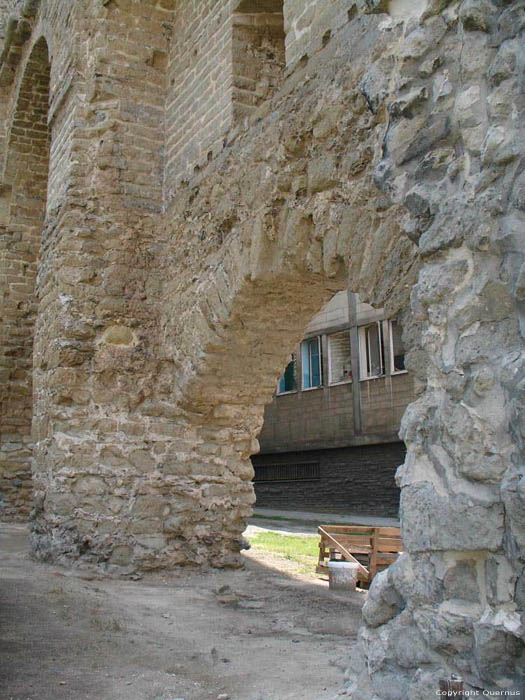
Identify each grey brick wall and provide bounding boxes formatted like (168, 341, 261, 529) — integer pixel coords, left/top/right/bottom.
(258, 373, 413, 452)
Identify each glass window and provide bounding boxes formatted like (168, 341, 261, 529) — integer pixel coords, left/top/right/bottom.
(390, 320, 405, 373)
(328, 330, 352, 384)
(302, 337, 322, 389)
(359, 323, 385, 379)
(277, 354, 297, 394)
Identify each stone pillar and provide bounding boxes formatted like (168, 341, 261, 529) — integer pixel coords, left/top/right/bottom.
(29, 0, 174, 568)
(353, 1, 525, 696)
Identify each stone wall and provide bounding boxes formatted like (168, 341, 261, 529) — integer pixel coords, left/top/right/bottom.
(232, 8, 285, 123)
(164, 0, 353, 191)
(0, 36, 49, 519)
(0, 0, 523, 697)
(165, 0, 235, 192)
(284, 0, 355, 68)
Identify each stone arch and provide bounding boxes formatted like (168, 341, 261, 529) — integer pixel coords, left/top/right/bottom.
(165, 211, 415, 569)
(0, 35, 50, 519)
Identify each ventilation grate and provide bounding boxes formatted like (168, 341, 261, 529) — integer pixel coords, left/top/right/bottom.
(253, 462, 320, 483)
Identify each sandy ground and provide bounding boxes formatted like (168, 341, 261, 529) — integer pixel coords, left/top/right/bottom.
(0, 523, 365, 700)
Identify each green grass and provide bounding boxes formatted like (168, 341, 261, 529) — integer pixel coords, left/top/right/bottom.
(246, 531, 319, 575)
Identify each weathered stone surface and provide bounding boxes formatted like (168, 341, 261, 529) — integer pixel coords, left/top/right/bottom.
(0, 0, 523, 697)
(401, 483, 505, 552)
(362, 568, 404, 628)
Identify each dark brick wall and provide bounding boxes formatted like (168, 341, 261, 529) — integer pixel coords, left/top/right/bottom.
(252, 442, 405, 518)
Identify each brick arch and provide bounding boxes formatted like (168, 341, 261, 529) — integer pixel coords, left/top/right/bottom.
(0, 35, 50, 519)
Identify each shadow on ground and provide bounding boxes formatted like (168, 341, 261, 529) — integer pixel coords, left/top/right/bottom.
(0, 523, 365, 700)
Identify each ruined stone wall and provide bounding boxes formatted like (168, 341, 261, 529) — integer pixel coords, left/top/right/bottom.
(0, 0, 523, 697)
(165, 0, 236, 192)
(284, 0, 356, 68)
(164, 0, 341, 192)
(0, 0, 83, 519)
(232, 9, 285, 123)
(0, 0, 14, 48)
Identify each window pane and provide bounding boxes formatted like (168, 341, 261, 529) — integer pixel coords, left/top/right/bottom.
(366, 323, 384, 377)
(278, 354, 297, 393)
(310, 338, 321, 387)
(301, 341, 310, 388)
(329, 331, 352, 383)
(391, 321, 405, 372)
(302, 338, 321, 388)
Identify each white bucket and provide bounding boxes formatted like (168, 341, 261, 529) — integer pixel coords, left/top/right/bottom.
(327, 561, 359, 591)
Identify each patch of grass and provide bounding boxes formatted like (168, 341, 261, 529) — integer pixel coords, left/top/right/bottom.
(247, 531, 319, 575)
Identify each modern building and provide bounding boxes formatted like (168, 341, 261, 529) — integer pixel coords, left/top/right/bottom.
(252, 291, 415, 518)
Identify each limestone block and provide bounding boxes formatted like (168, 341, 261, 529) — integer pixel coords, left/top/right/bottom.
(398, 18, 447, 61)
(407, 667, 449, 700)
(459, 32, 491, 80)
(390, 553, 445, 607)
(482, 125, 520, 166)
(355, 0, 388, 14)
(362, 568, 405, 628)
(129, 449, 156, 472)
(307, 154, 339, 193)
(72, 477, 107, 496)
(443, 559, 480, 603)
(508, 170, 525, 219)
(459, 0, 495, 32)
(388, 114, 449, 166)
(501, 466, 525, 556)
(485, 555, 517, 606)
(474, 614, 523, 683)
(414, 600, 481, 655)
(107, 544, 132, 566)
(359, 57, 394, 114)
(400, 482, 504, 552)
(387, 609, 438, 669)
(455, 85, 484, 129)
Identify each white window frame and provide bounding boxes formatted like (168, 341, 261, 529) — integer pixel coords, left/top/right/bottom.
(301, 336, 322, 390)
(358, 322, 385, 381)
(389, 320, 408, 375)
(328, 330, 352, 385)
(276, 353, 298, 395)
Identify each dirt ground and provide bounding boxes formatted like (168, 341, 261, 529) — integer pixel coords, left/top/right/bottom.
(0, 523, 366, 700)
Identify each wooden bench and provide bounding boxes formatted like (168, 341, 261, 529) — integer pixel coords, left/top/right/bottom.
(316, 524, 402, 585)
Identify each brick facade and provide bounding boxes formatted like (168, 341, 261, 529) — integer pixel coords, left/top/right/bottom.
(254, 292, 414, 514)
(253, 442, 405, 517)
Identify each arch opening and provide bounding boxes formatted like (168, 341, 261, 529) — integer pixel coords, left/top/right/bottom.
(0, 36, 50, 520)
(252, 289, 412, 528)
